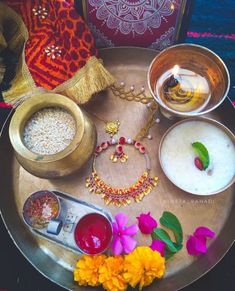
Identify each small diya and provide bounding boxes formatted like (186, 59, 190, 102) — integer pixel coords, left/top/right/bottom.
(9, 93, 97, 178)
(148, 44, 230, 118)
(23, 190, 60, 229)
(74, 213, 113, 255)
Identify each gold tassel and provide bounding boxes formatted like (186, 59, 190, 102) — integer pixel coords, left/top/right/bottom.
(1, 2, 37, 106)
(53, 56, 115, 104)
(1, 3, 115, 106)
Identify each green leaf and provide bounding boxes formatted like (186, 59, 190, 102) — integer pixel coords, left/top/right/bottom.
(151, 212, 184, 260)
(160, 211, 183, 245)
(152, 228, 178, 253)
(164, 248, 175, 260)
(173, 242, 183, 252)
(192, 142, 210, 170)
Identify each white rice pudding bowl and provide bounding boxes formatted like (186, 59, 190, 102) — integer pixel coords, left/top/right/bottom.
(160, 119, 235, 195)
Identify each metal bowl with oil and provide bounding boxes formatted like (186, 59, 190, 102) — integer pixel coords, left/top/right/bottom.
(148, 44, 230, 118)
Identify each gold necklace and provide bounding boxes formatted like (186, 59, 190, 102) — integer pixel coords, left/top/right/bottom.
(85, 82, 160, 207)
(86, 136, 158, 206)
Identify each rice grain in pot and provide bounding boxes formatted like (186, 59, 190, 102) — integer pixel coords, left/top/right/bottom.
(23, 107, 76, 155)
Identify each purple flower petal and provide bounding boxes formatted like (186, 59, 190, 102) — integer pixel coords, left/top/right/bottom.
(112, 235, 123, 255)
(137, 212, 157, 234)
(150, 240, 166, 257)
(194, 226, 216, 239)
(112, 222, 118, 234)
(186, 235, 207, 256)
(123, 224, 139, 236)
(115, 213, 128, 229)
(121, 235, 137, 254)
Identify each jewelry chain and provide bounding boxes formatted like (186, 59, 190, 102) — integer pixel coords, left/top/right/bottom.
(110, 83, 158, 140)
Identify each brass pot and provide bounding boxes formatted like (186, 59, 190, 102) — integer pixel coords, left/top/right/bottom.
(9, 93, 97, 178)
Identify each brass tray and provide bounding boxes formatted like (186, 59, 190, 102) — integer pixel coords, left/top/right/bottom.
(0, 47, 234, 291)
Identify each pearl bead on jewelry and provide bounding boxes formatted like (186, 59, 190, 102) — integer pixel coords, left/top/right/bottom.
(127, 138, 133, 144)
(155, 118, 161, 123)
(111, 138, 117, 144)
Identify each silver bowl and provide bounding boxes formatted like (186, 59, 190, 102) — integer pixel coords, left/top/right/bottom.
(148, 44, 230, 118)
(159, 117, 235, 195)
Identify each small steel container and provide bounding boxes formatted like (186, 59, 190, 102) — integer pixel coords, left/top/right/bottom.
(22, 190, 61, 229)
(74, 212, 113, 255)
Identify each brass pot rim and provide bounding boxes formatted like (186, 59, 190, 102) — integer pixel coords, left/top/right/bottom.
(147, 43, 231, 117)
(158, 116, 235, 195)
(9, 93, 85, 163)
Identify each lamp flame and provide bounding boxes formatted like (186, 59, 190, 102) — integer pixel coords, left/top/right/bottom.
(172, 65, 179, 78)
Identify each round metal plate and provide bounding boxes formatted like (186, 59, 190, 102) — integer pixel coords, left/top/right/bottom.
(0, 47, 234, 290)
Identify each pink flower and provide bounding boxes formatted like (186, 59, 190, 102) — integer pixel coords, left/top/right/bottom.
(186, 226, 215, 256)
(150, 240, 166, 257)
(186, 235, 207, 256)
(137, 212, 157, 234)
(112, 213, 138, 255)
(194, 226, 215, 238)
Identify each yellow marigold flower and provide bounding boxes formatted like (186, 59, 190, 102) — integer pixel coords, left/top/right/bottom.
(123, 246, 165, 290)
(74, 254, 106, 286)
(99, 256, 127, 291)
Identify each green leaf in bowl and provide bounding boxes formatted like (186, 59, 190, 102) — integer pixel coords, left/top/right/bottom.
(192, 142, 210, 170)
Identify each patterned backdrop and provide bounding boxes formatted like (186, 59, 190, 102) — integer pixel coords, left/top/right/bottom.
(86, 0, 180, 49)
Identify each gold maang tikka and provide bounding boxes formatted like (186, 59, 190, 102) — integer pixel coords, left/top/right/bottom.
(105, 120, 120, 137)
(85, 110, 120, 138)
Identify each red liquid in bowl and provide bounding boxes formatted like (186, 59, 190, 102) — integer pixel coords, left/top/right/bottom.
(74, 213, 112, 255)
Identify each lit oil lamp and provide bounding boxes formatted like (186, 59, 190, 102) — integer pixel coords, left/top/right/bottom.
(165, 65, 180, 88)
(161, 64, 211, 112)
(148, 44, 230, 117)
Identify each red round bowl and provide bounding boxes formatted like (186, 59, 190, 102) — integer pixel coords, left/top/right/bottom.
(74, 213, 113, 255)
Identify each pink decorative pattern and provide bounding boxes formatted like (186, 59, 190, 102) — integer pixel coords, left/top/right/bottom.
(187, 31, 235, 40)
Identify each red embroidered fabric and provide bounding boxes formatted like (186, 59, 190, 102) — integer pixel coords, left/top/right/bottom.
(4, 0, 98, 90)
